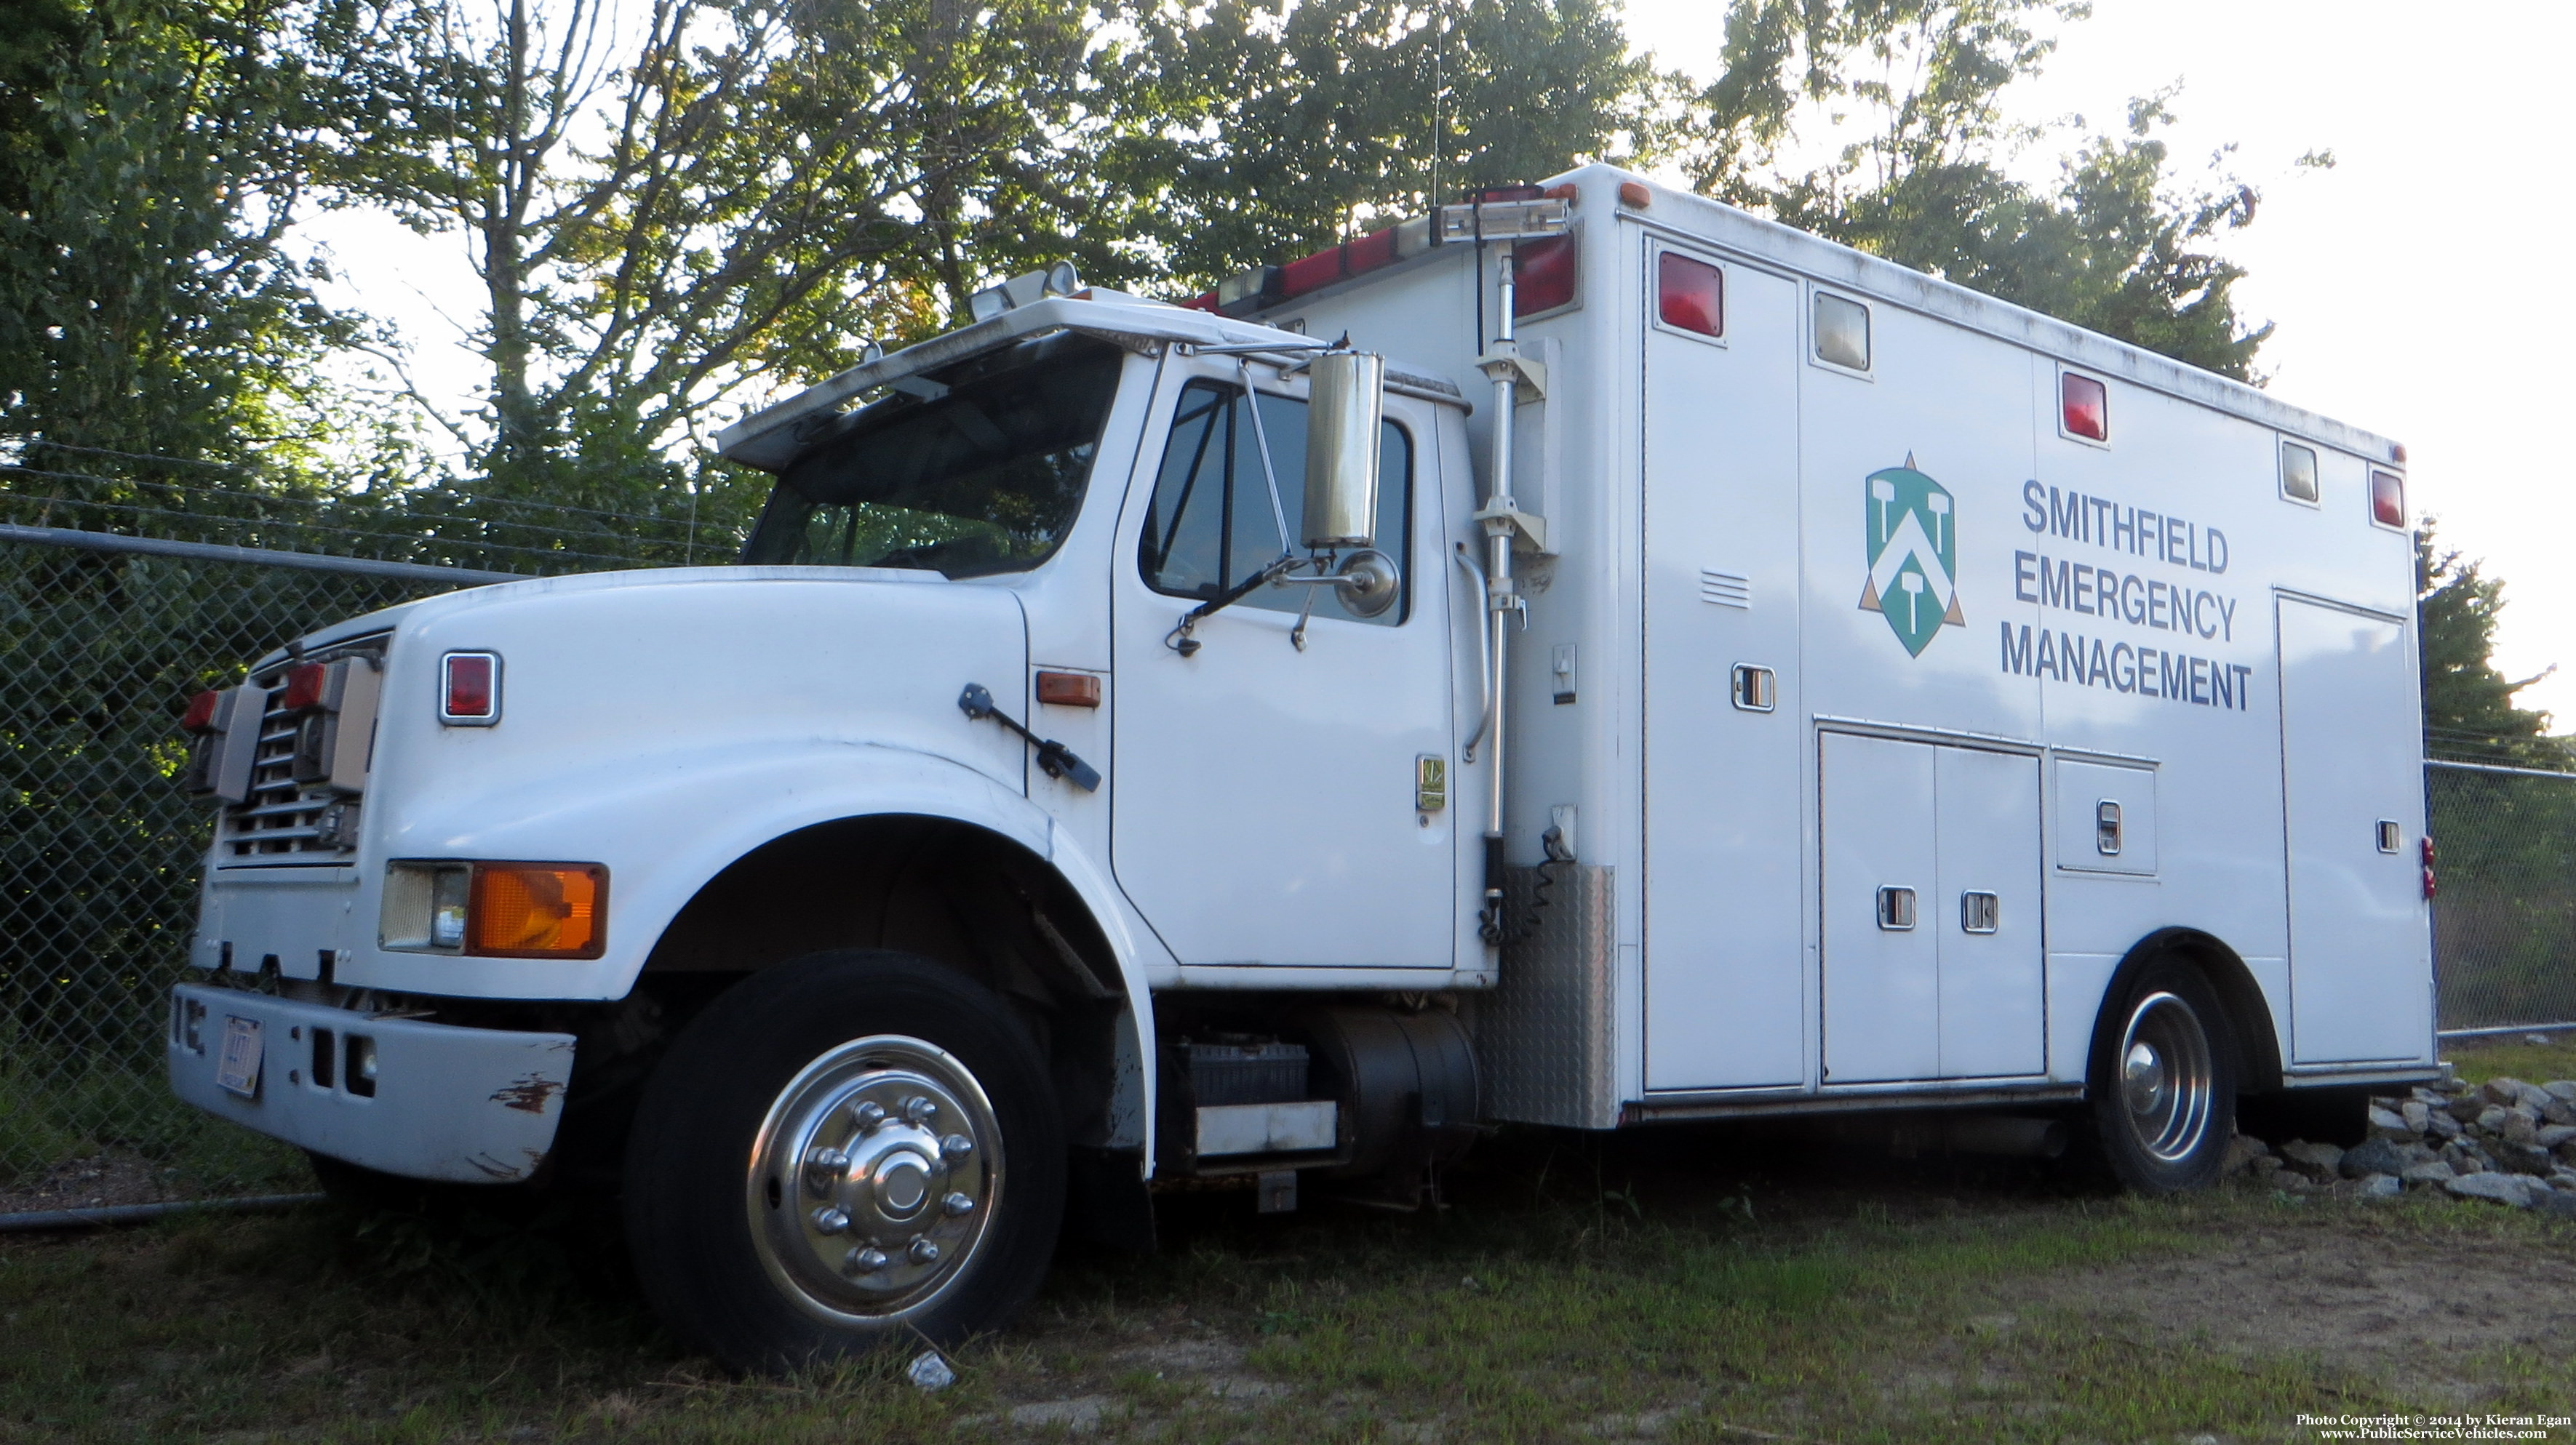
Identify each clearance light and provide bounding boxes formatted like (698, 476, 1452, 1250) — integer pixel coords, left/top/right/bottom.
(440, 652, 500, 725)
(1513, 233, 1579, 316)
(1814, 293, 1870, 370)
(2280, 441, 2319, 504)
(1657, 252, 1723, 337)
(967, 261, 1080, 323)
(2062, 372, 2109, 441)
(2370, 468, 2406, 528)
(469, 862, 607, 958)
(2423, 836, 2438, 900)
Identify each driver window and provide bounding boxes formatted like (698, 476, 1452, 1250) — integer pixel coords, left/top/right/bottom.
(1137, 379, 1412, 625)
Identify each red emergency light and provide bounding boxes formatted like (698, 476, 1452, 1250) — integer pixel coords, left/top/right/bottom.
(181, 689, 223, 733)
(1513, 233, 1578, 316)
(1656, 252, 1722, 337)
(2062, 372, 2108, 441)
(2371, 469, 2405, 528)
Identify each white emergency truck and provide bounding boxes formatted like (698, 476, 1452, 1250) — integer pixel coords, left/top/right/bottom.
(167, 163, 2436, 1369)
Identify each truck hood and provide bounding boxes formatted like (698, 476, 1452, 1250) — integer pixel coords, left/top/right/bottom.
(358, 566, 1033, 862)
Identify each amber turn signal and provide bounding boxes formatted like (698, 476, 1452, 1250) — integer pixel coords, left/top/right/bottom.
(466, 862, 607, 958)
(1036, 670, 1101, 707)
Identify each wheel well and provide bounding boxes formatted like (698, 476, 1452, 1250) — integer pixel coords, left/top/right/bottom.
(2100, 927, 2284, 1094)
(636, 814, 1131, 1148)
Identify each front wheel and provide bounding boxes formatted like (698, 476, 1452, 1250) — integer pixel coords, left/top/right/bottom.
(2089, 959, 2237, 1193)
(623, 950, 1064, 1372)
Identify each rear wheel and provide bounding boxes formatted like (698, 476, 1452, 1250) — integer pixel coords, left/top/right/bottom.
(2090, 959, 2236, 1193)
(623, 950, 1064, 1372)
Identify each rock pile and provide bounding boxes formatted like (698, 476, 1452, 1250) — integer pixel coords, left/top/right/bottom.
(2228, 1074, 2576, 1216)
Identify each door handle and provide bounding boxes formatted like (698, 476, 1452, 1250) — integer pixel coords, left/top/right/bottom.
(1875, 886, 1917, 931)
(1960, 890, 2000, 934)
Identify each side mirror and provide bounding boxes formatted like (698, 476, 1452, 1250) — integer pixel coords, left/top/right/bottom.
(1301, 350, 1385, 549)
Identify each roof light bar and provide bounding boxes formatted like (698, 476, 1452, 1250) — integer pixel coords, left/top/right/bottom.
(1196, 193, 1574, 319)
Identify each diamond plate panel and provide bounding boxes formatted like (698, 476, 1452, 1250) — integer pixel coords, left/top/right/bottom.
(1475, 863, 1617, 1129)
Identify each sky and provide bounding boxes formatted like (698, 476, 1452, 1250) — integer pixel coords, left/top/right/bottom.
(1623, 0, 2576, 726)
(322, 1, 2576, 724)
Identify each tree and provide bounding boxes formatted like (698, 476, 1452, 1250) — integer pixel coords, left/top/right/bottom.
(1680, 0, 2272, 380)
(1113, 0, 1681, 287)
(2417, 520, 2566, 769)
(329, 0, 1136, 535)
(0, 0, 360, 497)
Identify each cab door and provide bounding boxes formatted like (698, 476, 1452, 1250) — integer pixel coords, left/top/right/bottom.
(1109, 366, 1455, 969)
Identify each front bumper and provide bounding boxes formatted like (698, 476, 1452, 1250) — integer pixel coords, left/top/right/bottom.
(167, 984, 576, 1184)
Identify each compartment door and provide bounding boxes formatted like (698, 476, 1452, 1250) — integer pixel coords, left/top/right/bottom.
(1933, 746, 2045, 1078)
(1642, 249, 1806, 1090)
(1820, 732, 1940, 1083)
(2277, 596, 2432, 1062)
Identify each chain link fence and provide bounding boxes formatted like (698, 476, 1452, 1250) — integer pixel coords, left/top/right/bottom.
(2428, 759, 2576, 1037)
(8, 505, 2576, 1200)
(0, 436, 744, 1206)
(0, 537, 476, 1200)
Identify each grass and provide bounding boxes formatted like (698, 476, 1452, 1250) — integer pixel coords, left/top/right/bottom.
(2446, 1034, 2576, 1089)
(0, 1063, 309, 1197)
(4, 1131, 2575, 1443)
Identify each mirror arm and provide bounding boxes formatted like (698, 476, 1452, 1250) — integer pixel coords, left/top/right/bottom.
(1235, 358, 1296, 555)
(1164, 553, 1307, 657)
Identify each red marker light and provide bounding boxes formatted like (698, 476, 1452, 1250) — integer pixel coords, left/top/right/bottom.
(1512, 233, 1578, 316)
(2422, 836, 2437, 899)
(2062, 372, 2108, 441)
(1656, 252, 1723, 337)
(181, 689, 222, 733)
(441, 652, 498, 723)
(280, 662, 329, 712)
(2371, 469, 2405, 528)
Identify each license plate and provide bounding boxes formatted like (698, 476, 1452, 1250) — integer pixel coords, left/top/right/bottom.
(216, 1015, 264, 1098)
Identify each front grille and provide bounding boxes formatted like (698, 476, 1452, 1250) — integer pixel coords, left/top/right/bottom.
(217, 633, 389, 862)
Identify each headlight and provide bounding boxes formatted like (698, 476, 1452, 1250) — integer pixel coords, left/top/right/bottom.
(382, 860, 605, 958)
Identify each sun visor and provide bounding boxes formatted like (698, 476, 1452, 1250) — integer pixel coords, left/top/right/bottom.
(717, 297, 1259, 473)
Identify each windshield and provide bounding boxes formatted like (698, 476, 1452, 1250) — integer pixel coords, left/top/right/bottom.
(741, 334, 1125, 577)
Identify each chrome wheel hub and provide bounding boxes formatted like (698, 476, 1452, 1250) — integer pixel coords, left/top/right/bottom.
(747, 1035, 1001, 1325)
(2118, 991, 2214, 1164)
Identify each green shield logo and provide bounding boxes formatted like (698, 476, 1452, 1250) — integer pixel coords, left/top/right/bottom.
(1859, 457, 1963, 657)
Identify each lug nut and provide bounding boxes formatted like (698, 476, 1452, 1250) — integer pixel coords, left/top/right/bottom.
(941, 1133, 974, 1161)
(942, 1191, 976, 1217)
(804, 1147, 850, 1196)
(904, 1095, 939, 1126)
(811, 1206, 851, 1235)
(852, 1101, 887, 1132)
(847, 1246, 891, 1274)
(908, 1238, 942, 1265)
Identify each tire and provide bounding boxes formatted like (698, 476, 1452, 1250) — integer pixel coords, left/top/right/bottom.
(623, 950, 1064, 1372)
(2089, 957, 2238, 1194)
